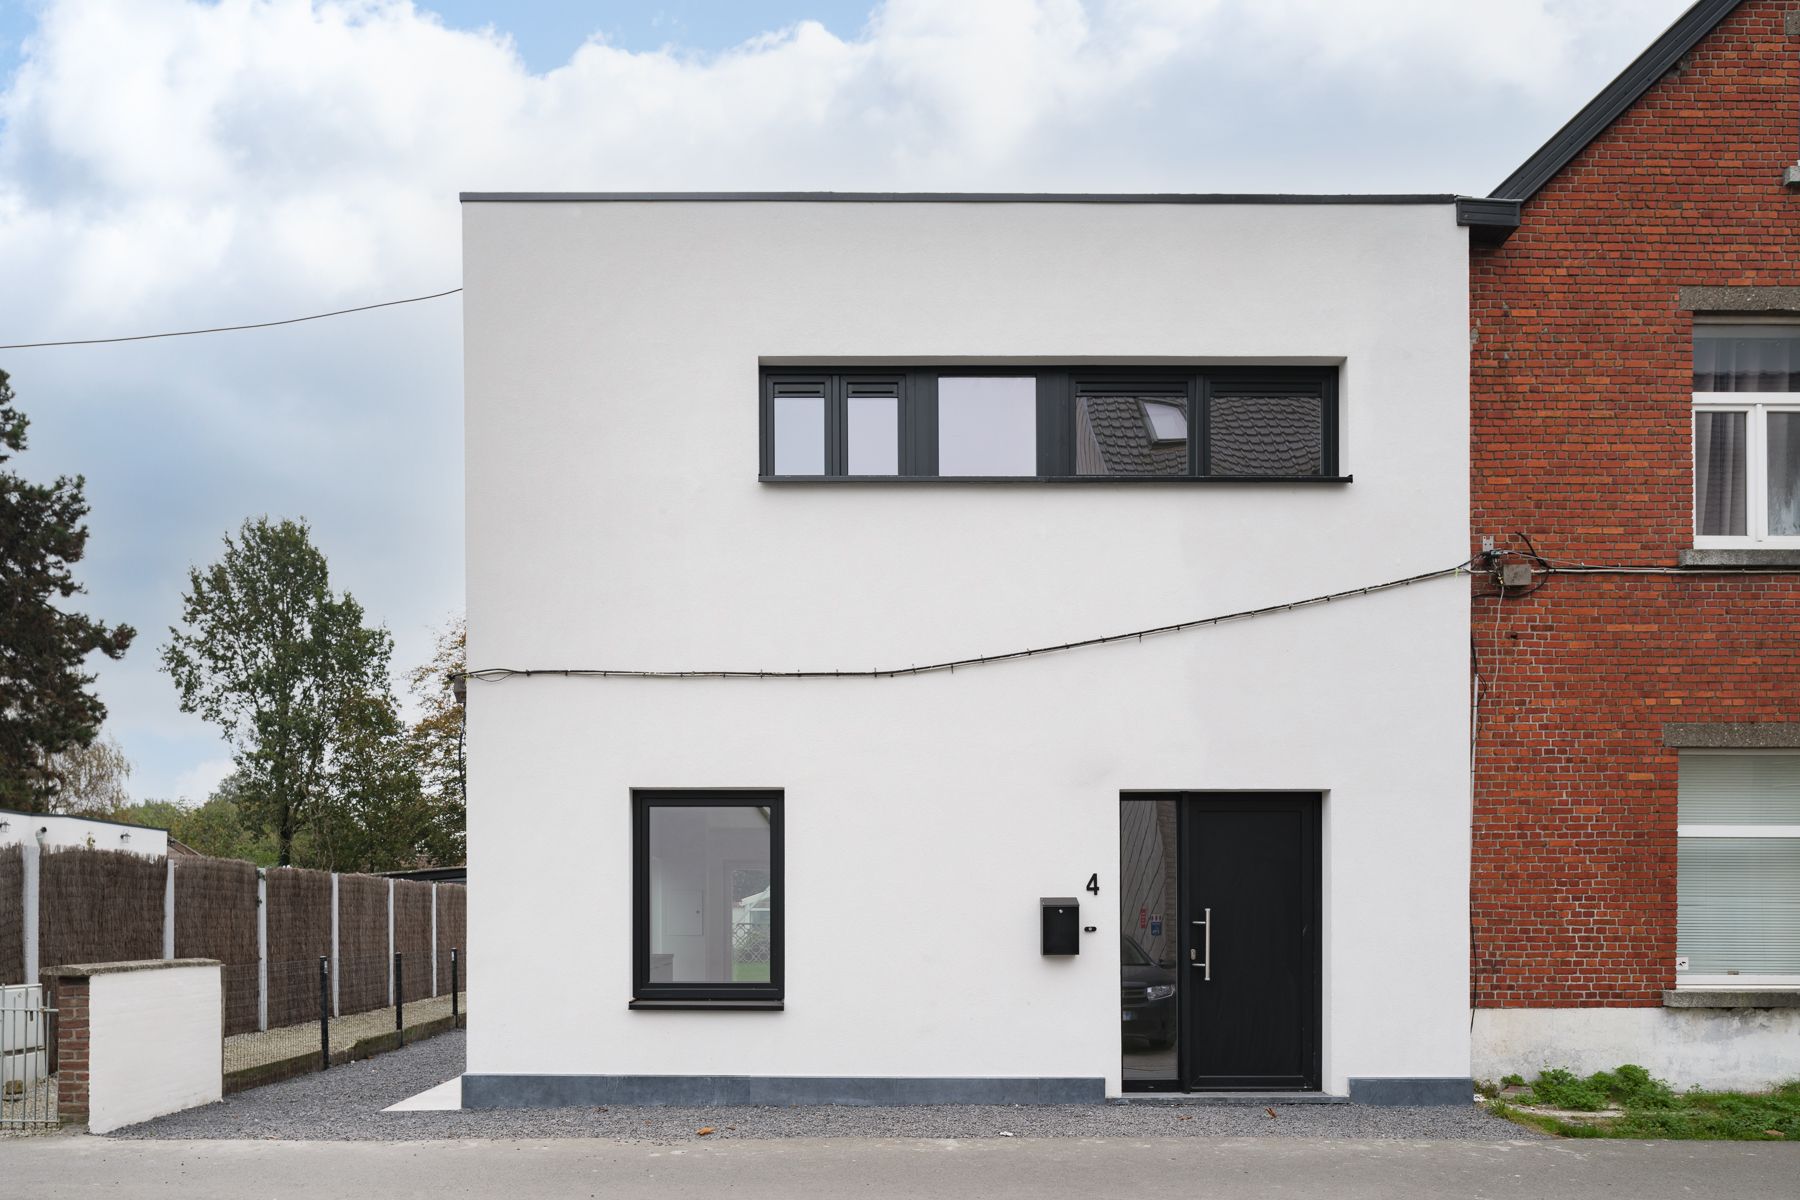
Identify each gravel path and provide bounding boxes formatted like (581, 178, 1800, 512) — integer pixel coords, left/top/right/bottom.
(113, 1032, 1535, 1143)
(225, 992, 465, 1073)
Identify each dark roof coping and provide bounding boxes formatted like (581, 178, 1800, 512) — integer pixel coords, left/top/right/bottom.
(1492, 0, 1749, 201)
(460, 190, 1459, 205)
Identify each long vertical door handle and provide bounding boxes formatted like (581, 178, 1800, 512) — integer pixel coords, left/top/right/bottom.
(1191, 908, 1211, 980)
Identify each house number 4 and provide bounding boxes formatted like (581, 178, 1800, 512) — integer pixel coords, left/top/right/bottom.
(1085, 873, 1100, 895)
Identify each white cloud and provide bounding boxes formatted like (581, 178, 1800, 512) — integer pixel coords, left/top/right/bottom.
(0, 0, 1694, 797)
(169, 756, 234, 804)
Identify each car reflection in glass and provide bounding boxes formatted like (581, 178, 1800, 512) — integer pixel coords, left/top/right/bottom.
(1120, 934, 1176, 1048)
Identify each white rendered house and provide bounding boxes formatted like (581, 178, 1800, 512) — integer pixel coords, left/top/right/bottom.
(460, 192, 1488, 1105)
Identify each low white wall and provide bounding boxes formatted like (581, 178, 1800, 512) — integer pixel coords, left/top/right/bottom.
(0, 812, 167, 858)
(88, 963, 222, 1133)
(1473, 1007, 1800, 1092)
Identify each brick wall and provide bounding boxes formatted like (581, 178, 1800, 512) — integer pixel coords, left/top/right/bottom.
(51, 976, 89, 1126)
(1471, 0, 1800, 1007)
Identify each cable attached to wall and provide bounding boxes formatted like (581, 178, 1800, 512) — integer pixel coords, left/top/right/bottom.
(459, 560, 1477, 685)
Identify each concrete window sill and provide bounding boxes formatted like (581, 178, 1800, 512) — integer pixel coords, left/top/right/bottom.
(1663, 989, 1800, 1009)
(1678, 549, 1800, 569)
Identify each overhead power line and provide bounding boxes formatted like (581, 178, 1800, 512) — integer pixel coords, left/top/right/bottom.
(0, 288, 463, 350)
(460, 560, 1475, 684)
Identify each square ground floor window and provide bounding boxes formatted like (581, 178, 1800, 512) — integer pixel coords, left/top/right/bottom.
(1676, 753, 1800, 986)
(632, 790, 783, 1006)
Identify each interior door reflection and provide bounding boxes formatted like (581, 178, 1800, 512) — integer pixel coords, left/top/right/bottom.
(1121, 798, 1179, 1084)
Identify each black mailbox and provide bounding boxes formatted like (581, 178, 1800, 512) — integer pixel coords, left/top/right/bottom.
(1041, 897, 1079, 956)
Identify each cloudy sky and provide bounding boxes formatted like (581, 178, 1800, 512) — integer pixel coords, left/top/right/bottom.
(0, 0, 1694, 803)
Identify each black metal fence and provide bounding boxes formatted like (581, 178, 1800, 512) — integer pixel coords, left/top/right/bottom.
(221, 950, 466, 1087)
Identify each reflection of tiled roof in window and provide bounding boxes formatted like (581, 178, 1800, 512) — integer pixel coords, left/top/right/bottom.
(1077, 395, 1187, 476)
(1209, 395, 1322, 476)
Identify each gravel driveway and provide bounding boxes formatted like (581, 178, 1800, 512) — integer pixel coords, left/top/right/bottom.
(111, 1032, 1533, 1143)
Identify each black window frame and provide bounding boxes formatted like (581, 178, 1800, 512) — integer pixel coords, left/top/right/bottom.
(630, 789, 785, 1010)
(759, 366, 1343, 483)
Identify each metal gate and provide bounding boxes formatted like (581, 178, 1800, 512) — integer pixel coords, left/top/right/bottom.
(1, 984, 58, 1130)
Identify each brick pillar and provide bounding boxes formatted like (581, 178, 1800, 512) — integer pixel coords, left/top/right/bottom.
(49, 974, 90, 1128)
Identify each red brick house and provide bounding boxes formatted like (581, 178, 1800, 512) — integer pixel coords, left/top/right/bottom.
(1468, 0, 1800, 1088)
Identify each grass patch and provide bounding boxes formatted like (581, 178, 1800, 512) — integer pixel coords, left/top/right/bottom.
(1492, 1066, 1799, 1141)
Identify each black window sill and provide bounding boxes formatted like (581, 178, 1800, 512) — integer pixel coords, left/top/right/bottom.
(1663, 989, 1800, 1010)
(629, 998, 785, 1011)
(759, 474, 1354, 485)
(1678, 549, 1800, 569)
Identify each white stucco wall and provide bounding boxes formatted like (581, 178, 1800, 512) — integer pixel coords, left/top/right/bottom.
(0, 811, 167, 858)
(86, 963, 222, 1134)
(1473, 1007, 1800, 1092)
(462, 197, 1472, 1096)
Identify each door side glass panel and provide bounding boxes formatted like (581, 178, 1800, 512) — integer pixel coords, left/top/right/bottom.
(1120, 798, 1179, 1085)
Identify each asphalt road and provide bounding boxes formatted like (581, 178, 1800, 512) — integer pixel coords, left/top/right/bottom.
(5, 1134, 1798, 1199)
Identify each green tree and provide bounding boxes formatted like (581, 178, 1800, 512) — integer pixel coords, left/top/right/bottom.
(46, 733, 133, 816)
(304, 692, 433, 872)
(112, 786, 279, 866)
(161, 517, 394, 866)
(0, 370, 135, 811)
(406, 617, 466, 866)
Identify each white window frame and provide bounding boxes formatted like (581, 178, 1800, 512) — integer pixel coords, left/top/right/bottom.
(1676, 749, 1800, 989)
(1692, 317, 1800, 548)
(1692, 395, 1800, 548)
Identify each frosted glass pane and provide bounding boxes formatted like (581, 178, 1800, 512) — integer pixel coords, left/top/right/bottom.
(1678, 753, 1800, 824)
(938, 377, 1036, 476)
(848, 395, 899, 475)
(1694, 411, 1747, 536)
(1677, 837, 1800, 975)
(773, 395, 825, 475)
(1770, 412, 1800, 536)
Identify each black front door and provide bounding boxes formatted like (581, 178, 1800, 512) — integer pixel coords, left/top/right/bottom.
(1180, 794, 1320, 1090)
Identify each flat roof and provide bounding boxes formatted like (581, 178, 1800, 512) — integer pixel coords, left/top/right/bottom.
(0, 806, 168, 834)
(460, 190, 1461, 205)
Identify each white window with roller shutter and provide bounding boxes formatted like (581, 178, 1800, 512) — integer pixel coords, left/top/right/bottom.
(1676, 751, 1800, 988)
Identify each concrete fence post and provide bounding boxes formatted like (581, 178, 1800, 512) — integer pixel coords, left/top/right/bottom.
(162, 859, 176, 960)
(329, 873, 341, 1018)
(20, 838, 39, 987)
(386, 878, 396, 1008)
(255, 870, 268, 1033)
(430, 883, 439, 998)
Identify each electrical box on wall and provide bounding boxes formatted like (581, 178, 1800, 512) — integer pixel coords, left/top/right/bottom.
(1041, 897, 1079, 955)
